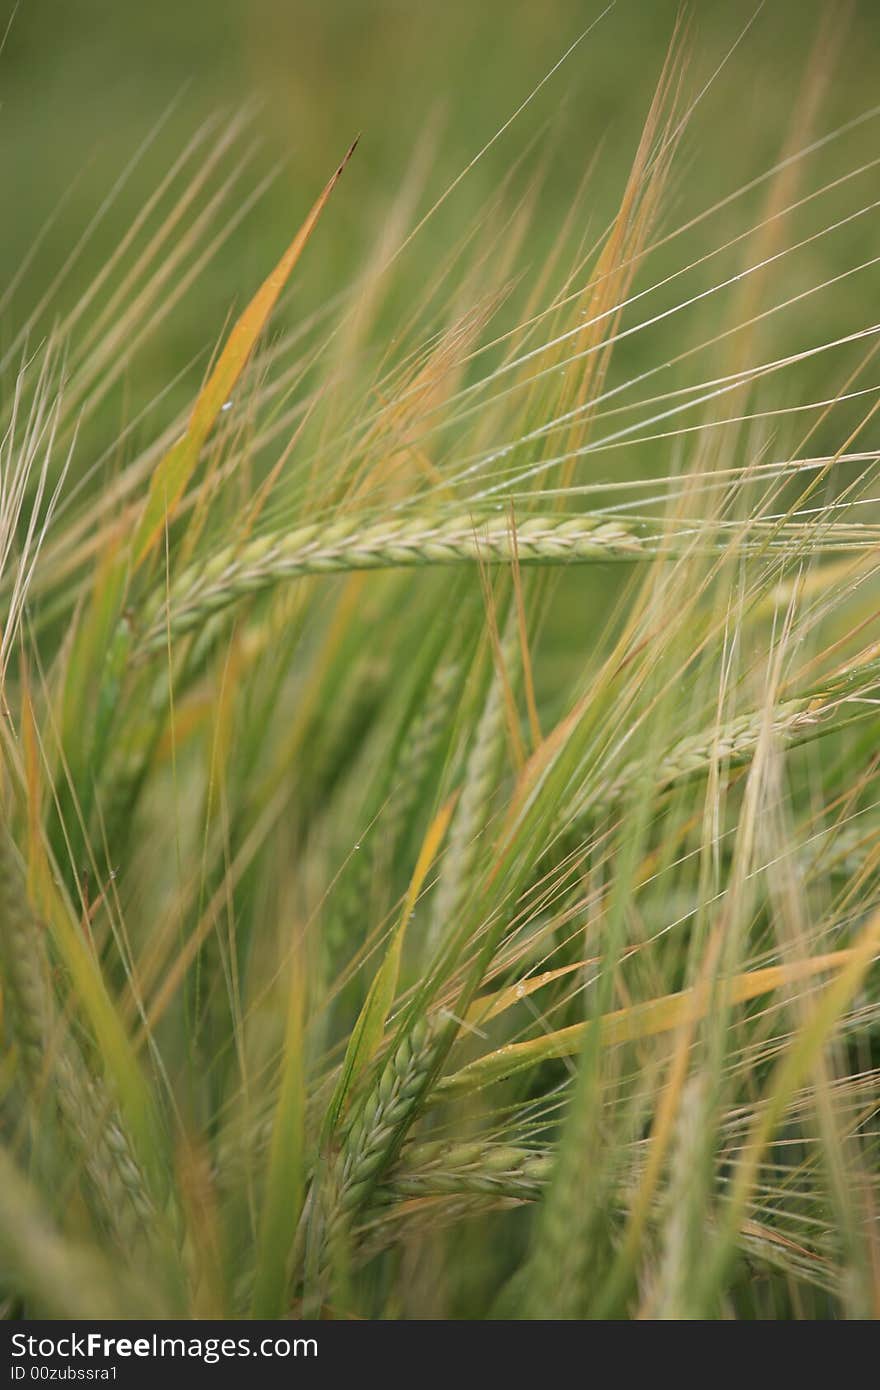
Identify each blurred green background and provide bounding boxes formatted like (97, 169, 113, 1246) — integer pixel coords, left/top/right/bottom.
(2, 0, 879, 395)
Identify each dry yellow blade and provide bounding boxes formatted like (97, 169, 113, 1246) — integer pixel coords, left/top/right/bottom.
(466, 957, 596, 1026)
(439, 950, 857, 1097)
(131, 137, 358, 571)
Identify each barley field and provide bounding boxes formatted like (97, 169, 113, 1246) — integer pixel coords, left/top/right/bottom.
(1, 1, 879, 1321)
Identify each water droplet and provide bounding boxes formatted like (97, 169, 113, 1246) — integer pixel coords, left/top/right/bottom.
(221, 399, 233, 411)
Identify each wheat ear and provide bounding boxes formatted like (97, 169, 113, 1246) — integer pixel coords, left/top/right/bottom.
(378, 1140, 553, 1202)
(139, 514, 647, 652)
(139, 511, 878, 655)
(427, 613, 520, 952)
(0, 823, 155, 1244)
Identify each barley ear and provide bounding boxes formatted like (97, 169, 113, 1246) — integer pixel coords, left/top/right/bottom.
(0, 821, 156, 1247)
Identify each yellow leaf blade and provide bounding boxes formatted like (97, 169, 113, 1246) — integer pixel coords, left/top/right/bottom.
(439, 950, 857, 1097)
(131, 137, 358, 571)
(466, 957, 596, 1026)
